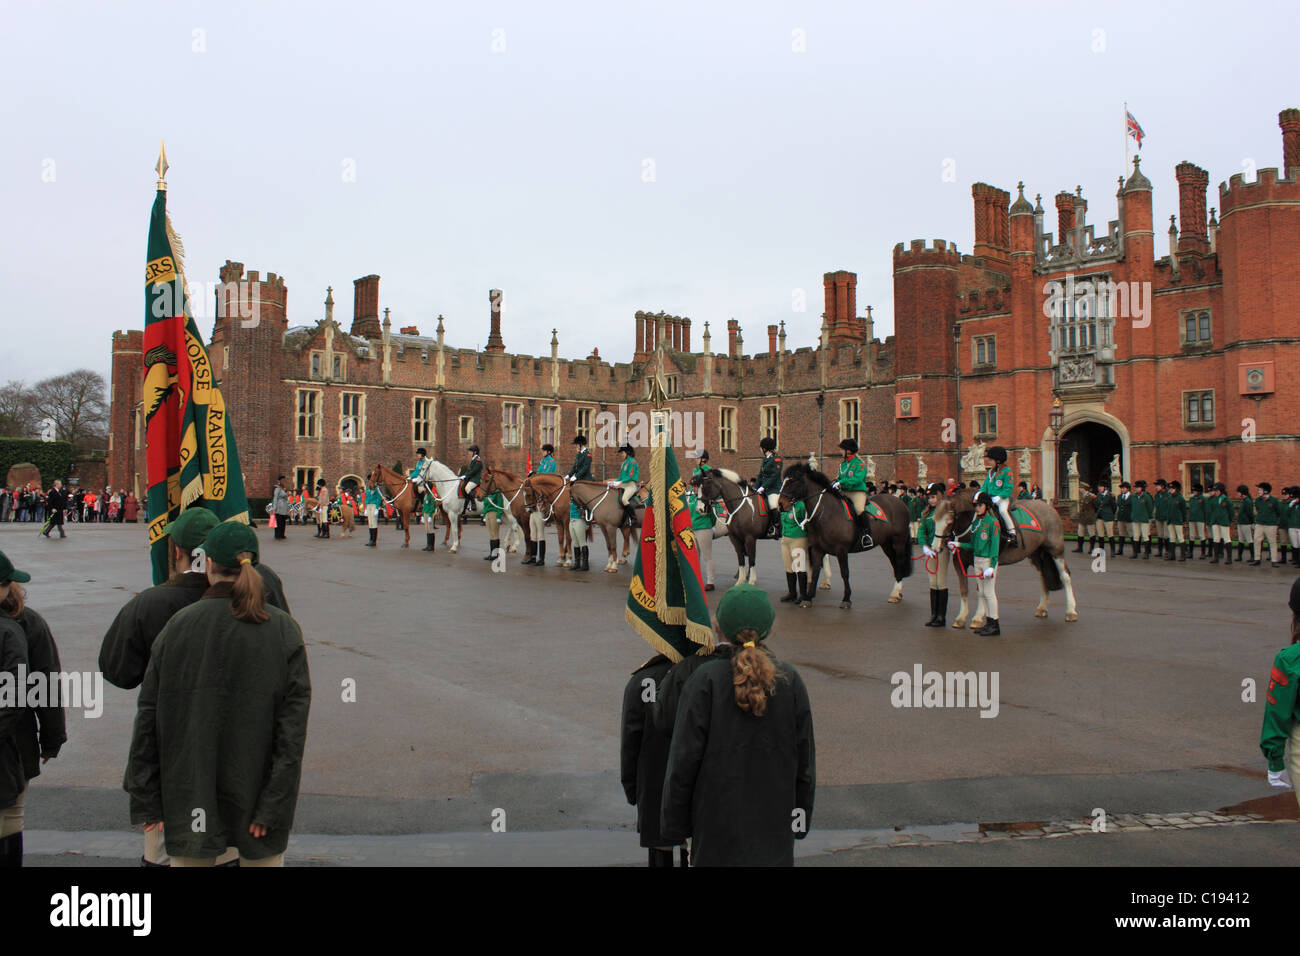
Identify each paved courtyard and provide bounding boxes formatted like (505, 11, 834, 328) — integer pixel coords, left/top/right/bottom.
(5, 519, 1297, 865)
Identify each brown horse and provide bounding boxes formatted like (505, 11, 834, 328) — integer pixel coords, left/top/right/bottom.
(691, 468, 769, 586)
(932, 487, 1078, 628)
(369, 463, 418, 548)
(521, 473, 575, 566)
(566, 479, 641, 573)
(477, 467, 528, 553)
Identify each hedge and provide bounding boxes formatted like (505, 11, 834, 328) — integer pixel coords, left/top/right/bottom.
(0, 438, 73, 486)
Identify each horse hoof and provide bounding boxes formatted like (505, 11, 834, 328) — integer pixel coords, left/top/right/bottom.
(970, 621, 984, 630)
(1034, 608, 1048, 618)
(1065, 612, 1079, 622)
(887, 595, 901, 604)
(952, 620, 965, 629)
(839, 601, 851, 610)
(819, 582, 831, 590)
(401, 543, 409, 549)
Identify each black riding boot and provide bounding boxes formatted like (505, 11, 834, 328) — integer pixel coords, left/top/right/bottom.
(484, 539, 499, 560)
(1111, 536, 1121, 556)
(1130, 539, 1140, 558)
(934, 588, 948, 626)
(1164, 539, 1177, 561)
(323, 523, 330, 539)
(0, 832, 21, 867)
(536, 541, 546, 566)
(925, 589, 943, 627)
(1073, 535, 1084, 553)
(796, 571, 810, 606)
(366, 528, 377, 547)
(1143, 540, 1151, 559)
(648, 848, 674, 868)
(1210, 542, 1221, 564)
(521, 542, 536, 565)
(976, 618, 1000, 636)
(423, 533, 435, 551)
(1224, 542, 1233, 565)
(781, 573, 799, 602)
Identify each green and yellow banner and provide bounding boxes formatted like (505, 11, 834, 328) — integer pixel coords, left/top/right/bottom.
(625, 427, 714, 662)
(144, 184, 249, 583)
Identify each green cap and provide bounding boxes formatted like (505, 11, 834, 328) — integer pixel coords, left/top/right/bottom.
(0, 551, 31, 584)
(163, 508, 221, 550)
(715, 583, 775, 642)
(203, 521, 259, 569)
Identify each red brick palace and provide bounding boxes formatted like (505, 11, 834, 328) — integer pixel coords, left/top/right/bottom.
(108, 107, 1300, 504)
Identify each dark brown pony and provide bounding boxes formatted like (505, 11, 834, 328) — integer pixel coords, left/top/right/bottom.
(778, 463, 913, 609)
(932, 487, 1078, 627)
(369, 463, 418, 548)
(478, 467, 528, 553)
(522, 473, 575, 566)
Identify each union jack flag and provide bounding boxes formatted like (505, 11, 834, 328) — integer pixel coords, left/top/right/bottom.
(1126, 111, 1145, 149)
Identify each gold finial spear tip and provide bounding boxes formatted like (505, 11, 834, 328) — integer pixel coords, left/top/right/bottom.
(155, 140, 169, 187)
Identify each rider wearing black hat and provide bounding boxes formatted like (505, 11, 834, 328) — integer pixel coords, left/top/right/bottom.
(756, 436, 783, 539)
(611, 444, 641, 528)
(833, 438, 872, 548)
(979, 446, 1017, 543)
(565, 435, 592, 483)
(459, 446, 483, 505)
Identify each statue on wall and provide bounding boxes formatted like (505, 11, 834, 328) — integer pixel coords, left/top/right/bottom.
(1018, 447, 1032, 475)
(915, 455, 927, 480)
(960, 441, 987, 473)
(865, 455, 877, 480)
(1066, 451, 1079, 476)
(1108, 452, 1121, 480)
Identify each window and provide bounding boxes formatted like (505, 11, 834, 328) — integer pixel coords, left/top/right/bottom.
(502, 403, 521, 446)
(340, 392, 364, 442)
(223, 346, 229, 370)
(413, 397, 434, 444)
(310, 352, 323, 379)
(760, 405, 779, 444)
(540, 405, 558, 447)
(296, 389, 321, 439)
(974, 404, 997, 437)
(1187, 462, 1216, 490)
(1182, 309, 1211, 345)
(666, 374, 679, 396)
(1184, 389, 1214, 426)
(459, 416, 474, 442)
(576, 407, 593, 438)
(1047, 274, 1113, 354)
(719, 406, 736, 452)
(973, 335, 996, 367)
(332, 354, 345, 380)
(294, 467, 318, 494)
(839, 399, 860, 442)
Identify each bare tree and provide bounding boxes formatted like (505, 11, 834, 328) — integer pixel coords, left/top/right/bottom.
(31, 370, 109, 453)
(0, 380, 37, 437)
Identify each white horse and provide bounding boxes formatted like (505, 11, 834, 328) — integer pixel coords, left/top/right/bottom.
(413, 459, 474, 553)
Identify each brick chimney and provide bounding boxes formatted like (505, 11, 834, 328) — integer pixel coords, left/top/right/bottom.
(351, 275, 380, 338)
(1280, 108, 1300, 179)
(682, 317, 691, 352)
(971, 182, 1010, 259)
(1175, 162, 1210, 255)
(726, 319, 739, 358)
(1055, 192, 1076, 242)
(485, 289, 505, 352)
(823, 270, 858, 343)
(767, 324, 778, 356)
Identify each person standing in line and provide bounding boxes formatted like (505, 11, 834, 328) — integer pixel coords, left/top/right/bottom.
(660, 585, 815, 867)
(778, 490, 810, 606)
(364, 478, 383, 548)
(1283, 486, 1300, 569)
(1208, 482, 1233, 565)
(919, 482, 950, 627)
(0, 490, 9, 524)
(1167, 480, 1189, 561)
(41, 480, 67, 539)
(1188, 483, 1208, 559)
(481, 485, 507, 562)
(1235, 484, 1256, 565)
(314, 479, 330, 538)
(620, 652, 683, 867)
(272, 476, 290, 541)
(1258, 578, 1300, 803)
(1254, 482, 1283, 568)
(420, 482, 437, 552)
(686, 480, 718, 594)
(951, 491, 1002, 636)
(568, 493, 589, 573)
(126, 522, 311, 867)
(1074, 484, 1097, 554)
(1130, 480, 1153, 559)
(1095, 483, 1118, 556)
(1151, 478, 1172, 559)
(1116, 481, 1134, 556)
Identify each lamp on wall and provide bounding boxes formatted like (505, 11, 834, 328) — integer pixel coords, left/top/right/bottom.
(1049, 396, 1064, 500)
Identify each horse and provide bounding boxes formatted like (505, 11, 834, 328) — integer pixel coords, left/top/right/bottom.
(522, 473, 575, 567)
(477, 467, 528, 553)
(565, 479, 642, 573)
(690, 468, 771, 586)
(369, 464, 420, 548)
(778, 463, 914, 609)
(932, 487, 1078, 628)
(414, 459, 475, 553)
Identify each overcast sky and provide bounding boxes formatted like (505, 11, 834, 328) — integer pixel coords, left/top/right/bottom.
(2, 0, 1295, 385)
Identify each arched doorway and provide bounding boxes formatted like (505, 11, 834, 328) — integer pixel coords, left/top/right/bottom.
(1057, 421, 1122, 491)
(338, 474, 363, 495)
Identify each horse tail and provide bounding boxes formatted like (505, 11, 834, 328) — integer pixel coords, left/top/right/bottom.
(897, 520, 914, 579)
(586, 524, 593, 542)
(1032, 546, 1065, 591)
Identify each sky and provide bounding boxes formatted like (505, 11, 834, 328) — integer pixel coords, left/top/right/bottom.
(2, 0, 1296, 385)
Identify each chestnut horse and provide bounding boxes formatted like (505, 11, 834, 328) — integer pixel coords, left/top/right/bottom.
(565, 479, 641, 573)
(523, 473, 576, 567)
(932, 486, 1078, 628)
(477, 467, 528, 554)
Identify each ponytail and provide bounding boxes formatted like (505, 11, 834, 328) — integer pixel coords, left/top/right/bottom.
(731, 629, 777, 716)
(229, 554, 269, 623)
(0, 583, 24, 619)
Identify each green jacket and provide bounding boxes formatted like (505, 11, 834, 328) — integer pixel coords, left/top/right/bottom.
(1095, 491, 1117, 521)
(1283, 501, 1300, 530)
(619, 457, 640, 483)
(1129, 492, 1152, 524)
(482, 490, 507, 518)
(1207, 493, 1231, 525)
(535, 455, 557, 475)
(463, 456, 483, 484)
(1116, 493, 1132, 521)
(686, 490, 715, 531)
(99, 573, 210, 689)
(1169, 493, 1187, 523)
(960, 513, 1001, 567)
(780, 500, 808, 539)
(837, 456, 866, 492)
(126, 584, 311, 860)
(1261, 644, 1300, 773)
(917, 512, 937, 549)
(567, 448, 592, 481)
(980, 467, 1015, 499)
(907, 495, 925, 521)
(1153, 490, 1173, 522)
(756, 453, 782, 492)
(1188, 494, 1206, 522)
(1255, 495, 1281, 527)
(1236, 496, 1255, 525)
(1017, 489, 1032, 500)
(0, 618, 28, 807)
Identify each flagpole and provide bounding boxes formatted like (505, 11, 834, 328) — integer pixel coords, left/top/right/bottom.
(1123, 102, 1129, 177)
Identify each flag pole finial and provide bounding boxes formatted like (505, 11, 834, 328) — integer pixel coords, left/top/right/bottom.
(155, 140, 169, 190)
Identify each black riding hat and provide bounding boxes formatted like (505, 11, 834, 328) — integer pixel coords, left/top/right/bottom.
(838, 438, 859, 454)
(541, 443, 554, 453)
(926, 481, 945, 496)
(1135, 480, 1147, 488)
(572, 435, 587, 446)
(1237, 484, 1250, 495)
(986, 446, 1007, 464)
(1258, 481, 1272, 493)
(973, 491, 994, 508)
(1191, 483, 1203, 492)
(760, 436, 776, 452)
(1155, 478, 1167, 487)
(618, 444, 635, 456)
(468, 445, 480, 455)
(416, 447, 427, 457)
(699, 449, 710, 461)
(1214, 481, 1227, 492)
(1169, 480, 1181, 490)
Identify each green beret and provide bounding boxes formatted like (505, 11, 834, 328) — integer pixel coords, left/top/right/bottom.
(715, 583, 775, 642)
(203, 521, 259, 568)
(163, 508, 220, 550)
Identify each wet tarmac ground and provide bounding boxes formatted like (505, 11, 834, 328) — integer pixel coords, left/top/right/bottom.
(5, 519, 1297, 865)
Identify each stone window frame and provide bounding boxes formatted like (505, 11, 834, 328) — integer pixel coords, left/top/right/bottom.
(972, 334, 997, 369)
(1183, 388, 1215, 429)
(1180, 308, 1212, 347)
(1183, 460, 1217, 491)
(332, 353, 346, 381)
(718, 405, 737, 452)
(459, 416, 474, 443)
(760, 404, 779, 445)
(293, 466, 319, 496)
(412, 396, 435, 445)
(839, 398, 860, 442)
(296, 388, 322, 440)
(310, 351, 323, 379)
(973, 404, 998, 438)
(340, 391, 365, 443)
(502, 403, 522, 447)
(539, 404, 560, 448)
(575, 406, 594, 439)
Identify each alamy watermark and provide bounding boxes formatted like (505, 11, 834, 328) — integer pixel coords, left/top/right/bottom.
(891, 664, 1000, 718)
(0, 666, 104, 718)
(148, 279, 260, 328)
(1042, 274, 1152, 328)
(592, 403, 704, 453)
